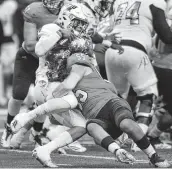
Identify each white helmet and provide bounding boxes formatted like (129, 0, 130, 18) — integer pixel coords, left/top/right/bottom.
(56, 3, 91, 35)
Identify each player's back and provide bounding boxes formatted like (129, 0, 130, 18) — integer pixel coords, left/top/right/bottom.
(68, 54, 118, 119)
(112, 0, 166, 51)
(23, 2, 57, 30)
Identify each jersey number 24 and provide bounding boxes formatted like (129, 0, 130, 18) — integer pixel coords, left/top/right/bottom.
(116, 1, 141, 25)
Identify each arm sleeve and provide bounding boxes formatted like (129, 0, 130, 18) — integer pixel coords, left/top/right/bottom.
(35, 24, 62, 57)
(150, 4, 172, 44)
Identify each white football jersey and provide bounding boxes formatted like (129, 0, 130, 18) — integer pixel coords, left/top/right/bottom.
(111, 0, 166, 51)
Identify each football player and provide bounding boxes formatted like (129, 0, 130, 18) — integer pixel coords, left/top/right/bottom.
(147, 0, 172, 149)
(104, 0, 172, 145)
(1, 0, 86, 151)
(10, 2, 137, 167)
(29, 44, 170, 167)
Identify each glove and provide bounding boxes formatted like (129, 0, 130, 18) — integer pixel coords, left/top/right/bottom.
(94, 44, 109, 54)
(115, 148, 136, 164)
(11, 113, 31, 134)
(111, 43, 124, 54)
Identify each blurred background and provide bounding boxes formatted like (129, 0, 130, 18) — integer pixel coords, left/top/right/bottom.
(0, 0, 41, 108)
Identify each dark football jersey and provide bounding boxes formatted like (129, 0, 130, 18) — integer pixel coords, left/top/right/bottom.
(67, 53, 118, 119)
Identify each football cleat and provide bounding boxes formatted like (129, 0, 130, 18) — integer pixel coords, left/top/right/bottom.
(1, 123, 13, 148)
(150, 153, 171, 168)
(10, 122, 32, 149)
(65, 141, 87, 153)
(32, 146, 57, 168)
(115, 148, 136, 164)
(10, 113, 31, 133)
(149, 137, 172, 149)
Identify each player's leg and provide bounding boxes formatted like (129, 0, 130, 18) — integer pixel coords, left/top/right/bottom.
(147, 66, 172, 148)
(121, 47, 158, 135)
(105, 48, 130, 99)
(109, 98, 170, 168)
(1, 47, 38, 148)
(32, 109, 87, 167)
(95, 97, 170, 167)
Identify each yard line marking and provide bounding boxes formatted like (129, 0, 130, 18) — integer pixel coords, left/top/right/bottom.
(0, 148, 172, 164)
(0, 148, 149, 164)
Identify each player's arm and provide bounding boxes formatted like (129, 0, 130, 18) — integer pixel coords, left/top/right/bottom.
(52, 64, 86, 98)
(35, 24, 62, 57)
(150, 1, 172, 44)
(22, 5, 38, 58)
(23, 21, 37, 57)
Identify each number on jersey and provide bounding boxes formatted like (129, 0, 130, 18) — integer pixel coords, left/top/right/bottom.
(116, 1, 141, 25)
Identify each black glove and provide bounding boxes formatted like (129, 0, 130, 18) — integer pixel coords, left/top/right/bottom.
(111, 43, 124, 54)
(94, 44, 109, 54)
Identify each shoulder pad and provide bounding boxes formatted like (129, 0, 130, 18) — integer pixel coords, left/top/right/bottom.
(23, 2, 45, 23)
(67, 53, 93, 70)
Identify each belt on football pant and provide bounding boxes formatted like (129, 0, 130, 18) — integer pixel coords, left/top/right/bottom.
(120, 40, 147, 54)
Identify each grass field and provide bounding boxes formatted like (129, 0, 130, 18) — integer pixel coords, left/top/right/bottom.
(0, 109, 172, 168)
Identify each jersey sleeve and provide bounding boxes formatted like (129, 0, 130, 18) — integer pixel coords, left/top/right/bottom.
(23, 2, 39, 23)
(152, 0, 166, 11)
(35, 23, 62, 56)
(150, 2, 172, 44)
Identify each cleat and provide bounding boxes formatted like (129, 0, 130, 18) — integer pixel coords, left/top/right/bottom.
(1, 123, 13, 148)
(65, 141, 87, 153)
(10, 113, 31, 133)
(10, 122, 32, 149)
(115, 148, 136, 164)
(149, 137, 172, 149)
(32, 146, 57, 168)
(150, 153, 171, 168)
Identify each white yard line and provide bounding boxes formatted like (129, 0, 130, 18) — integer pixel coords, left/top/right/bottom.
(0, 148, 154, 164)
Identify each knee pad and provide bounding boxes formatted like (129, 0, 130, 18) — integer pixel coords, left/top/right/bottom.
(136, 94, 155, 119)
(114, 108, 134, 127)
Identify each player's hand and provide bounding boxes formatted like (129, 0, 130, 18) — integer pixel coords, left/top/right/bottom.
(60, 29, 75, 41)
(115, 149, 136, 164)
(111, 43, 124, 54)
(11, 113, 30, 134)
(94, 44, 109, 54)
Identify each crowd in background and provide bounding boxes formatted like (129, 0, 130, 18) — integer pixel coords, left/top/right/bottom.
(0, 0, 40, 107)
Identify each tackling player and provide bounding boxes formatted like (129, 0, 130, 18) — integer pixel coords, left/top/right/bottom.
(104, 0, 172, 146)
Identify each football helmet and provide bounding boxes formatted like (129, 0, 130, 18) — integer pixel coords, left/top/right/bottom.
(84, 0, 113, 18)
(42, 0, 64, 15)
(56, 3, 89, 35)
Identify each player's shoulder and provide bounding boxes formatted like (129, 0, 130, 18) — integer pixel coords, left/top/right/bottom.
(23, 2, 47, 22)
(150, 0, 166, 11)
